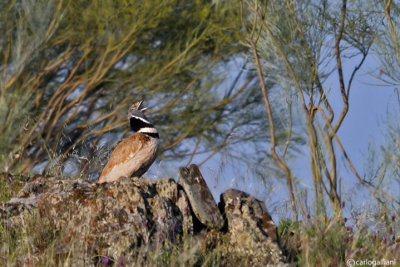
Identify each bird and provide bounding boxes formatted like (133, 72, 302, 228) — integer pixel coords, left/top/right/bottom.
(97, 101, 160, 184)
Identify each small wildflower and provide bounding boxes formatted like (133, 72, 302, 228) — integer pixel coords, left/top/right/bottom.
(392, 214, 396, 222)
(102, 256, 109, 267)
(342, 201, 345, 208)
(344, 217, 347, 223)
(346, 226, 352, 232)
(117, 256, 124, 266)
(307, 213, 311, 219)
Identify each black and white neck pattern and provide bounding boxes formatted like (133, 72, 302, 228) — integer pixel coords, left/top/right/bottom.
(130, 115, 159, 138)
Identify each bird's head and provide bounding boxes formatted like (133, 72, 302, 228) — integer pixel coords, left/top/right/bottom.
(128, 100, 153, 130)
(128, 100, 148, 119)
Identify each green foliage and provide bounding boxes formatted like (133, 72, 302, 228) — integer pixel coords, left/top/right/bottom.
(373, 0, 400, 186)
(374, 0, 400, 85)
(0, 173, 25, 202)
(277, 218, 299, 238)
(244, 0, 391, 219)
(1, 0, 399, 264)
(299, 220, 348, 266)
(0, 0, 276, 176)
(277, 212, 400, 266)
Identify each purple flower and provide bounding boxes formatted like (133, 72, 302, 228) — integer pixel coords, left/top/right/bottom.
(342, 201, 345, 208)
(392, 214, 396, 222)
(102, 256, 109, 267)
(117, 256, 124, 266)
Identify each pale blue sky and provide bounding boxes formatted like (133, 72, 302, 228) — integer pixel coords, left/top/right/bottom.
(146, 52, 399, 221)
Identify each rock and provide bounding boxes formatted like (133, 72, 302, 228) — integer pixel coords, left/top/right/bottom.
(1, 165, 284, 265)
(220, 188, 285, 265)
(2, 176, 192, 260)
(0, 175, 53, 218)
(178, 164, 224, 230)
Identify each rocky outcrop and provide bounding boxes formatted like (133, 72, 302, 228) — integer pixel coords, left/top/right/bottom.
(178, 165, 224, 230)
(1, 164, 285, 265)
(220, 188, 283, 265)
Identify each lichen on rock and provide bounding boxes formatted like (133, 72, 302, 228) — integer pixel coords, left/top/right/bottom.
(1, 165, 285, 265)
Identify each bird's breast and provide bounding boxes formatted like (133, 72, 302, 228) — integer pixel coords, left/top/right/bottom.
(97, 133, 159, 183)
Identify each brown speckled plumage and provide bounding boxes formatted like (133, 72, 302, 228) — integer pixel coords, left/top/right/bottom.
(97, 101, 159, 184)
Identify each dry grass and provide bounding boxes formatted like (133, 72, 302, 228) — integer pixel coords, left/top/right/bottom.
(278, 211, 400, 266)
(1, 174, 398, 266)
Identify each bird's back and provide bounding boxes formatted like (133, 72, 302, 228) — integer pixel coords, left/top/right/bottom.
(97, 132, 159, 184)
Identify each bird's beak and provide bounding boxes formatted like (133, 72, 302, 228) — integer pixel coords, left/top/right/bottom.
(136, 100, 144, 110)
